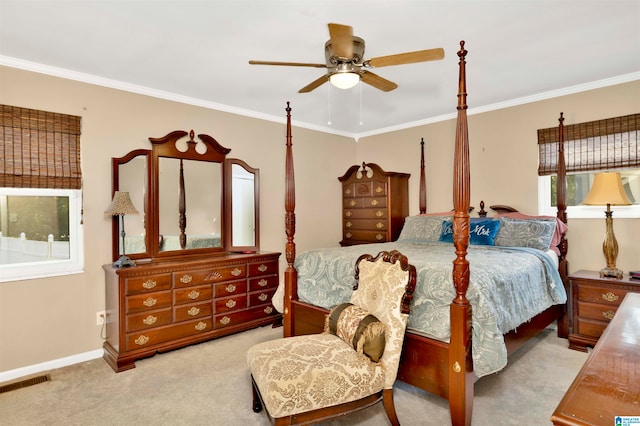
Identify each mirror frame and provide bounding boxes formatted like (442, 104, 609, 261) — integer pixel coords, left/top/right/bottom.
(111, 149, 152, 262)
(224, 158, 260, 253)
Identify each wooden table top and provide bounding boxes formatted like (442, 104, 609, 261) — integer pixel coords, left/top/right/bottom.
(552, 293, 640, 425)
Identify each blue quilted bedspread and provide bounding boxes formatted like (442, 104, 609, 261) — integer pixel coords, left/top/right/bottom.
(294, 241, 566, 377)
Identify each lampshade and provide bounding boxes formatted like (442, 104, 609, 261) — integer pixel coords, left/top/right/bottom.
(330, 72, 360, 89)
(582, 172, 632, 206)
(105, 191, 140, 216)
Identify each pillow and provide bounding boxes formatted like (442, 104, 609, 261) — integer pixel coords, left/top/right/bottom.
(494, 217, 557, 251)
(325, 302, 386, 362)
(439, 218, 501, 246)
(397, 215, 451, 243)
(496, 212, 568, 255)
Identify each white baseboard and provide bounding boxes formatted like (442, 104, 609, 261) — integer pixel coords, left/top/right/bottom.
(0, 349, 103, 383)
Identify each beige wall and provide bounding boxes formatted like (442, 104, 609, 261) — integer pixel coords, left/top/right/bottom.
(0, 65, 638, 375)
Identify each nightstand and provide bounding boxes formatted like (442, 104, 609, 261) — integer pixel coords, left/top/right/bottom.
(568, 270, 640, 352)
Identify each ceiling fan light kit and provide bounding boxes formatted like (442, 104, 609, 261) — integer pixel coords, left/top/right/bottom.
(249, 23, 444, 93)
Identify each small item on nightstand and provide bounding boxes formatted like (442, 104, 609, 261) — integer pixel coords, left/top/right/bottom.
(630, 271, 640, 280)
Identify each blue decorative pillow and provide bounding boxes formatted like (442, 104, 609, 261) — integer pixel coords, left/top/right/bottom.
(494, 218, 556, 251)
(397, 215, 452, 243)
(439, 218, 501, 246)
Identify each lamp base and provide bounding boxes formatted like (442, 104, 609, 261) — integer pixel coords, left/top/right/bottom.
(599, 266, 623, 279)
(113, 255, 136, 268)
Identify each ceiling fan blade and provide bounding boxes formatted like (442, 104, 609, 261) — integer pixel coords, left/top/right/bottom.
(299, 75, 329, 93)
(328, 23, 353, 59)
(360, 71, 398, 92)
(367, 48, 445, 68)
(249, 60, 327, 68)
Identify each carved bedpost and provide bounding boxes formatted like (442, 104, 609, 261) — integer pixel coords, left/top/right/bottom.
(283, 102, 297, 338)
(449, 41, 474, 426)
(556, 112, 570, 338)
(419, 138, 427, 214)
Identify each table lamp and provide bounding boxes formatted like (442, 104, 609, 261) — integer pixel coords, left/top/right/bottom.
(105, 191, 139, 268)
(582, 172, 631, 279)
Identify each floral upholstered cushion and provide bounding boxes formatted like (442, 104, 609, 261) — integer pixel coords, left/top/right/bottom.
(247, 334, 385, 418)
(325, 302, 387, 362)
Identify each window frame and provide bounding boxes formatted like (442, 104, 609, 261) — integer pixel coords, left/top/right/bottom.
(0, 187, 84, 282)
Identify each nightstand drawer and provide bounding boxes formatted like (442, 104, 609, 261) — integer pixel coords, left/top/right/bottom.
(576, 301, 617, 322)
(576, 285, 625, 305)
(574, 317, 608, 339)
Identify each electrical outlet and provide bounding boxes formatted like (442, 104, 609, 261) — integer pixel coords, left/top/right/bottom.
(96, 311, 106, 326)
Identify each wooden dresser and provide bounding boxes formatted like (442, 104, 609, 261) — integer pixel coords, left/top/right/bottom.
(568, 270, 640, 352)
(103, 252, 280, 372)
(552, 293, 640, 424)
(338, 163, 409, 246)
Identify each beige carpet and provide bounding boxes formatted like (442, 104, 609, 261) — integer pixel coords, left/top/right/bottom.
(0, 325, 587, 425)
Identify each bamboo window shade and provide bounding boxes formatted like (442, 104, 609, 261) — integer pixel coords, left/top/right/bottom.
(0, 104, 82, 189)
(538, 113, 639, 176)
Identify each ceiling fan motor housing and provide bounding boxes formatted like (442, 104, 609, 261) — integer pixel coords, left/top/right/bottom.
(324, 36, 365, 72)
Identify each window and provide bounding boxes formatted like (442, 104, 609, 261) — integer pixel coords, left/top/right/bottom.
(537, 113, 640, 218)
(0, 105, 83, 282)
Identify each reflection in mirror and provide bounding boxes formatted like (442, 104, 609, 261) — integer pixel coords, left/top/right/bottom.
(158, 157, 222, 251)
(115, 152, 148, 258)
(231, 164, 255, 247)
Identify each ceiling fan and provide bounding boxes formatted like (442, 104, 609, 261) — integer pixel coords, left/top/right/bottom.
(249, 23, 445, 93)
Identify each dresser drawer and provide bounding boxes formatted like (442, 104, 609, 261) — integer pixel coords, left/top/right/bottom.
(343, 197, 388, 209)
(249, 289, 276, 307)
(214, 280, 247, 298)
(249, 274, 278, 292)
(214, 304, 277, 329)
(174, 285, 212, 305)
(344, 208, 387, 219)
(125, 274, 172, 295)
(248, 260, 278, 277)
(342, 229, 388, 243)
(173, 265, 246, 287)
(174, 302, 212, 322)
(126, 318, 212, 351)
(577, 284, 626, 305)
(126, 291, 172, 314)
(215, 295, 247, 314)
(344, 218, 388, 231)
(127, 309, 173, 332)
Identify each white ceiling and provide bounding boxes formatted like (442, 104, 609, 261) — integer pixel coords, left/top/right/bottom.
(1, 1, 639, 139)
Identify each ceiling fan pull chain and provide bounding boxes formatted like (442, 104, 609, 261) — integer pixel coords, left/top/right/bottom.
(359, 83, 363, 126)
(327, 85, 332, 125)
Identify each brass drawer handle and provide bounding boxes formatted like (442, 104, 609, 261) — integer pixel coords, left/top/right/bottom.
(376, 234, 384, 240)
(226, 283, 236, 293)
(375, 186, 383, 193)
(142, 279, 157, 289)
(345, 188, 351, 195)
(345, 232, 352, 238)
(142, 315, 157, 325)
(258, 279, 268, 287)
(370, 199, 378, 206)
(376, 210, 383, 217)
(345, 221, 352, 228)
(601, 292, 619, 302)
(187, 307, 200, 316)
(258, 264, 268, 273)
(345, 211, 352, 217)
(188, 290, 200, 300)
(349, 200, 356, 207)
(226, 299, 237, 308)
(135, 335, 150, 346)
(264, 306, 273, 314)
(220, 316, 231, 325)
(143, 297, 157, 307)
(231, 268, 242, 276)
(602, 310, 615, 320)
(258, 293, 268, 302)
(376, 222, 384, 229)
(195, 322, 207, 331)
(180, 274, 193, 284)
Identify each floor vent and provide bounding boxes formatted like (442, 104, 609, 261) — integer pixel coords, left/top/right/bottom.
(0, 374, 51, 394)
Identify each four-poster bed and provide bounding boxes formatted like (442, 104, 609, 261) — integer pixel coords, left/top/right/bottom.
(281, 41, 570, 425)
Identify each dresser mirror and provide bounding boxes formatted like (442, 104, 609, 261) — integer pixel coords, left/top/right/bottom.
(225, 159, 260, 253)
(111, 130, 260, 262)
